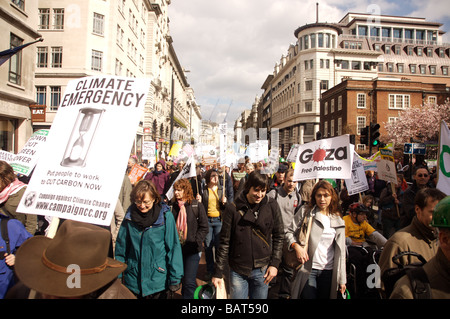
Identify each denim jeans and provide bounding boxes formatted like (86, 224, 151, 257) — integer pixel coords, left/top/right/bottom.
(204, 217, 222, 274)
(230, 267, 269, 299)
(182, 251, 202, 299)
(300, 268, 333, 299)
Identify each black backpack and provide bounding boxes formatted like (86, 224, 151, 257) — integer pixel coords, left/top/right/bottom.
(381, 251, 431, 299)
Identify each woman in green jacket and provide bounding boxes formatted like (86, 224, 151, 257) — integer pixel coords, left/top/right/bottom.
(115, 180, 183, 299)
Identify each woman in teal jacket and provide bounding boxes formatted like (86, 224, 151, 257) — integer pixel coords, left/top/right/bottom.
(115, 180, 183, 299)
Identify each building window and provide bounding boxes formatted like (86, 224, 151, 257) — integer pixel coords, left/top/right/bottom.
(8, 33, 23, 85)
(410, 64, 417, 74)
(442, 66, 449, 76)
(330, 99, 335, 113)
(318, 33, 324, 47)
(341, 60, 349, 69)
(385, 45, 391, 54)
(338, 96, 342, 111)
(397, 63, 404, 73)
(36, 86, 47, 105)
(310, 34, 316, 48)
(337, 117, 342, 136)
(438, 48, 445, 58)
(426, 48, 433, 57)
(320, 80, 328, 90)
(305, 101, 312, 112)
(305, 80, 313, 91)
(352, 61, 361, 70)
(93, 13, 105, 36)
(324, 121, 328, 137)
(406, 46, 414, 56)
(378, 63, 383, 72)
(417, 47, 423, 56)
(357, 93, 366, 108)
(420, 65, 426, 74)
(53, 8, 65, 30)
(330, 119, 335, 137)
(50, 86, 61, 110)
(357, 116, 366, 135)
(357, 144, 366, 151)
(38, 8, 50, 29)
(324, 102, 328, 115)
(387, 63, 395, 72)
(394, 45, 401, 55)
(115, 59, 122, 75)
(389, 94, 410, 109)
(37, 47, 48, 68)
(91, 50, 103, 71)
(430, 65, 436, 75)
(51, 47, 62, 68)
(428, 96, 437, 104)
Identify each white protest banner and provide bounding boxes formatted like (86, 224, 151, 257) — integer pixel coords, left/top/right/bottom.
(437, 120, 450, 195)
(142, 141, 156, 160)
(377, 146, 397, 184)
(10, 129, 49, 176)
(165, 155, 197, 200)
(0, 150, 15, 163)
(358, 151, 380, 172)
(219, 123, 227, 166)
(345, 148, 369, 196)
(293, 135, 353, 181)
(17, 75, 150, 226)
(286, 144, 300, 163)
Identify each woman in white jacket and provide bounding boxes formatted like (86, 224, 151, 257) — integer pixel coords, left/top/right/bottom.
(286, 180, 346, 299)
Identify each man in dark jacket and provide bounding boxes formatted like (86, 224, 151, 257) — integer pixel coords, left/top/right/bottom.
(400, 166, 434, 228)
(212, 171, 284, 299)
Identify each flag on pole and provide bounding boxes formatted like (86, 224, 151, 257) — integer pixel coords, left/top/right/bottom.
(0, 38, 43, 66)
(437, 120, 450, 195)
(165, 155, 197, 200)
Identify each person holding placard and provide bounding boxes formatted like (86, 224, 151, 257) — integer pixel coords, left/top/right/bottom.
(287, 180, 346, 299)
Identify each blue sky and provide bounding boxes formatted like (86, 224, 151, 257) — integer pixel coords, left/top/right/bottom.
(169, 0, 450, 126)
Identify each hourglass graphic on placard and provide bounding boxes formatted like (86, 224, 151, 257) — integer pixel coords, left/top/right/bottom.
(61, 107, 104, 167)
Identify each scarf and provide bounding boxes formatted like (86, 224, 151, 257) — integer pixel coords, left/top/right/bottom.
(0, 179, 27, 205)
(130, 203, 161, 229)
(176, 200, 187, 244)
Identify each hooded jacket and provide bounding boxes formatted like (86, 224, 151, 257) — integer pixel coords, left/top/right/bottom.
(144, 160, 169, 196)
(213, 191, 284, 278)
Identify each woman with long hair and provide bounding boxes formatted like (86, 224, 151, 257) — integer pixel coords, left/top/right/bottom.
(171, 178, 208, 299)
(286, 180, 346, 299)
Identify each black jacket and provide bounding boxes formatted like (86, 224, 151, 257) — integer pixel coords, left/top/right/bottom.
(171, 199, 209, 255)
(213, 191, 284, 278)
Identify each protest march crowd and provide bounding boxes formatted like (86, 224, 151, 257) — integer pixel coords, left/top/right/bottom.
(0, 147, 449, 300)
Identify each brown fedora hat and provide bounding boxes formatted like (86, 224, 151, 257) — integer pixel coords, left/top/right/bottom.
(14, 220, 126, 298)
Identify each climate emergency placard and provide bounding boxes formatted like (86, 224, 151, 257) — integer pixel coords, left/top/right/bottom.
(17, 75, 150, 226)
(293, 135, 353, 181)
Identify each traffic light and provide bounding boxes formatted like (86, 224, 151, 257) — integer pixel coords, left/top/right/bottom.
(370, 123, 380, 147)
(360, 126, 369, 145)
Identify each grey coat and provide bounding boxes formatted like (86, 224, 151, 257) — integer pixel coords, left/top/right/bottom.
(286, 205, 346, 299)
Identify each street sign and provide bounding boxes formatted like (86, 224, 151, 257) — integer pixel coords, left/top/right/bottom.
(404, 143, 412, 154)
(404, 143, 426, 155)
(412, 143, 426, 155)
